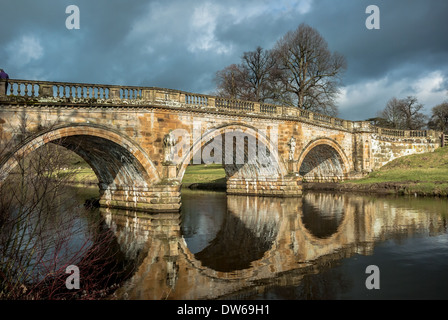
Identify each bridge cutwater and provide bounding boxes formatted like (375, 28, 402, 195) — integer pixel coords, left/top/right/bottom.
(0, 79, 443, 212)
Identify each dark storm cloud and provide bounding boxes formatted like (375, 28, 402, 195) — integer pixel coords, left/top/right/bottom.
(1, 0, 447, 120)
(311, 0, 448, 85)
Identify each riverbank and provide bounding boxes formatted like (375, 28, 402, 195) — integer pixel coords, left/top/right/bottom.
(186, 179, 448, 197)
(304, 180, 448, 197)
(333, 146, 448, 197)
(182, 147, 448, 197)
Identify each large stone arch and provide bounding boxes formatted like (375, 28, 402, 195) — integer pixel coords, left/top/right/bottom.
(0, 124, 167, 211)
(176, 123, 288, 181)
(0, 124, 160, 185)
(297, 138, 350, 182)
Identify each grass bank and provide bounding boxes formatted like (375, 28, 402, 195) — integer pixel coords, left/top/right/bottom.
(181, 164, 226, 191)
(311, 147, 448, 197)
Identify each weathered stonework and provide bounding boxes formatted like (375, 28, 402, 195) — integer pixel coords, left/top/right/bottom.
(227, 176, 302, 197)
(0, 79, 443, 212)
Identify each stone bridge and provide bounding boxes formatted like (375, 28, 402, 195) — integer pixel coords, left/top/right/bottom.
(0, 79, 442, 212)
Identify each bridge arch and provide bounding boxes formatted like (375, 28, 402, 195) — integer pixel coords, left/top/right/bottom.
(0, 124, 161, 189)
(177, 123, 288, 182)
(297, 138, 350, 182)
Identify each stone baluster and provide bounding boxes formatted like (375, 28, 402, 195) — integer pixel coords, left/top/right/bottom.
(24, 83, 31, 97)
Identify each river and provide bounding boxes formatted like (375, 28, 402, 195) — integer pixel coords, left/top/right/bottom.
(88, 188, 448, 300)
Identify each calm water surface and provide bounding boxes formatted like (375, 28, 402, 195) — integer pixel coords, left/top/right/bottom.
(102, 189, 448, 300)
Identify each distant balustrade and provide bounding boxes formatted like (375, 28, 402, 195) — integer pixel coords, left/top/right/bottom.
(409, 130, 428, 137)
(260, 103, 277, 114)
(313, 113, 332, 124)
(185, 93, 208, 106)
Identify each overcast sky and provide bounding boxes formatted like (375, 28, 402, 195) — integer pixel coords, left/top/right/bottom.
(1, 0, 447, 120)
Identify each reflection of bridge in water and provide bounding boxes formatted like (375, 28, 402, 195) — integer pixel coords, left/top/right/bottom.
(104, 193, 446, 300)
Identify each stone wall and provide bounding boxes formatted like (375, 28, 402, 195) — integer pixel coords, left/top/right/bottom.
(370, 132, 441, 170)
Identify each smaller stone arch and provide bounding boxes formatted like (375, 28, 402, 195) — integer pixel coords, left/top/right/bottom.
(297, 138, 350, 182)
(176, 123, 301, 197)
(176, 123, 288, 181)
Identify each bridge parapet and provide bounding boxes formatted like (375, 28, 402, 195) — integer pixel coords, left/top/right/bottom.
(373, 126, 435, 138)
(0, 78, 356, 132)
(0, 78, 442, 143)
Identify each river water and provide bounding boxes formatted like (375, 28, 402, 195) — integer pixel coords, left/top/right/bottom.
(91, 188, 448, 300)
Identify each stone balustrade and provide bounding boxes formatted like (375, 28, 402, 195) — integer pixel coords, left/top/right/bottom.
(0, 78, 440, 140)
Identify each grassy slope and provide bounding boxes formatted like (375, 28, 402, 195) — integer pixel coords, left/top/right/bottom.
(344, 147, 448, 196)
(181, 164, 226, 187)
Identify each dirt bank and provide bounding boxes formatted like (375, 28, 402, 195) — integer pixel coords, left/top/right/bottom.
(184, 182, 227, 191)
(303, 181, 448, 197)
(185, 180, 447, 197)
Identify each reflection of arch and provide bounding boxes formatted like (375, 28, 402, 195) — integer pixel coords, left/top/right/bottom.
(0, 124, 160, 187)
(177, 123, 287, 181)
(178, 195, 285, 280)
(301, 193, 346, 239)
(177, 194, 354, 283)
(193, 197, 280, 272)
(297, 138, 350, 181)
(297, 194, 354, 247)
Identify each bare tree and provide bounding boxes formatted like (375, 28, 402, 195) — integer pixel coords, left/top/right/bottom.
(215, 47, 282, 103)
(398, 96, 427, 130)
(378, 96, 428, 130)
(215, 64, 246, 100)
(273, 23, 346, 116)
(429, 102, 448, 133)
(239, 47, 282, 102)
(378, 97, 407, 129)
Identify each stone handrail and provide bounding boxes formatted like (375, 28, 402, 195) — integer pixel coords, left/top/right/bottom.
(373, 127, 433, 138)
(0, 78, 441, 139)
(1, 78, 148, 101)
